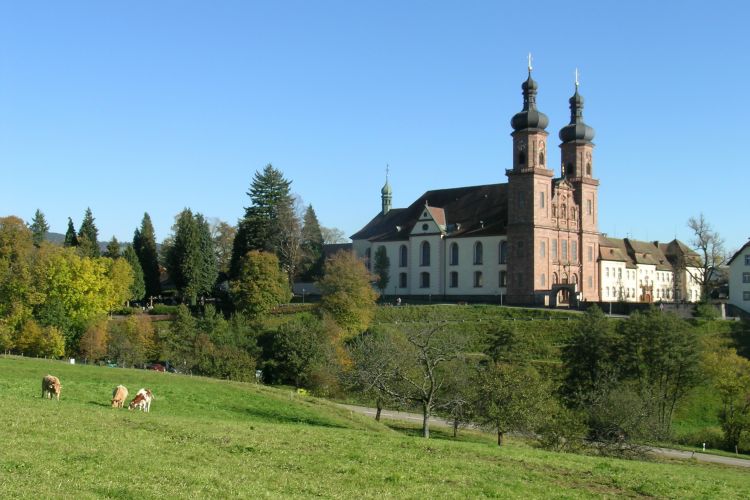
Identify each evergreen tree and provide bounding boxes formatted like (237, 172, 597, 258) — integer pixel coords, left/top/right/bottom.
(166, 210, 217, 305)
(230, 164, 293, 278)
(77, 207, 100, 257)
(133, 212, 161, 298)
(104, 236, 121, 258)
(63, 217, 78, 247)
(195, 214, 219, 298)
(299, 205, 324, 281)
(29, 209, 49, 247)
(122, 244, 146, 302)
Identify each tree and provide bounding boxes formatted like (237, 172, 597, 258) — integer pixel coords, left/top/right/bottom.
(108, 315, 155, 368)
(264, 314, 333, 389)
(161, 305, 197, 372)
(104, 236, 121, 258)
(230, 251, 290, 319)
(561, 305, 620, 407)
(299, 205, 324, 281)
(348, 324, 467, 438)
(0, 216, 36, 331)
(210, 219, 237, 277)
(230, 164, 293, 278)
(79, 318, 109, 363)
(63, 217, 78, 248)
(618, 307, 702, 438)
(687, 213, 726, 301)
(29, 209, 49, 247)
(474, 362, 552, 446)
(276, 198, 303, 284)
(122, 244, 145, 302)
(77, 207, 100, 258)
(104, 257, 135, 311)
(321, 226, 348, 245)
(133, 213, 161, 298)
(705, 348, 750, 450)
(166, 209, 217, 304)
(317, 251, 378, 337)
(372, 246, 390, 297)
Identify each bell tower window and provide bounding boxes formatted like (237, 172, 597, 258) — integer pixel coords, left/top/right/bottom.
(519, 152, 526, 165)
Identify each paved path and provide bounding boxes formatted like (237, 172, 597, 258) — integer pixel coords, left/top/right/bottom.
(339, 404, 750, 469)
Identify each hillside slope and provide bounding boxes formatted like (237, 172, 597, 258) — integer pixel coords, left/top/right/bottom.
(2, 356, 748, 498)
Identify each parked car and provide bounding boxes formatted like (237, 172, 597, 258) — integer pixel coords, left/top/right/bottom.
(146, 363, 166, 372)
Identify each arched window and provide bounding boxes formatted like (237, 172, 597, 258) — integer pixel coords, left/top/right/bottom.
(473, 241, 483, 265)
(449, 242, 459, 266)
(399, 245, 407, 267)
(539, 151, 545, 166)
(420, 241, 430, 266)
(499, 241, 507, 264)
(365, 248, 371, 271)
(519, 151, 526, 165)
(586, 162, 592, 176)
(449, 271, 458, 288)
(562, 273, 568, 284)
(572, 274, 578, 285)
(552, 272, 558, 285)
(420, 272, 430, 288)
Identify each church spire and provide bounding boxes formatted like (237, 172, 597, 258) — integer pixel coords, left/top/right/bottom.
(381, 164, 392, 215)
(559, 69, 595, 143)
(511, 55, 549, 131)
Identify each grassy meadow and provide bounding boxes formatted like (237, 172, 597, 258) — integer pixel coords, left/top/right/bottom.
(2, 356, 749, 498)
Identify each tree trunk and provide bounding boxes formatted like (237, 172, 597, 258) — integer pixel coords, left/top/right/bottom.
(375, 398, 382, 422)
(422, 402, 430, 439)
(497, 430, 504, 446)
(453, 419, 459, 438)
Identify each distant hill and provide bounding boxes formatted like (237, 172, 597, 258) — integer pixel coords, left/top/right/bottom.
(43, 232, 160, 253)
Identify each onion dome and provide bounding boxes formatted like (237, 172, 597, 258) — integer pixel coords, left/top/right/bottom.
(559, 86, 595, 143)
(511, 71, 549, 131)
(381, 179, 392, 195)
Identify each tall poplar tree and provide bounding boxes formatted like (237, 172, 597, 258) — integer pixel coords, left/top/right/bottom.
(230, 164, 293, 278)
(299, 204, 324, 281)
(29, 209, 49, 247)
(77, 207, 100, 257)
(133, 212, 161, 298)
(63, 217, 78, 248)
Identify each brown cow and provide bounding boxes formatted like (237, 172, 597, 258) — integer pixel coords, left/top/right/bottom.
(42, 375, 61, 400)
(128, 388, 153, 412)
(111, 385, 128, 408)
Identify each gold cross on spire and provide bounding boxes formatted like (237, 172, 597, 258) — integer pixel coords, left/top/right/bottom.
(528, 53, 533, 73)
(575, 68, 580, 88)
(386, 164, 390, 181)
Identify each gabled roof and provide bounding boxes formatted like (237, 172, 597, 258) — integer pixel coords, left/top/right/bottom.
(599, 236, 697, 272)
(598, 236, 631, 264)
(727, 240, 750, 266)
(425, 206, 446, 228)
(351, 183, 509, 242)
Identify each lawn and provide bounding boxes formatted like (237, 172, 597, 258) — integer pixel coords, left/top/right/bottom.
(1, 355, 748, 498)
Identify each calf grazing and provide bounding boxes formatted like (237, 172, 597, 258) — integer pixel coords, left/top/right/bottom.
(128, 388, 153, 412)
(111, 385, 128, 408)
(42, 375, 62, 400)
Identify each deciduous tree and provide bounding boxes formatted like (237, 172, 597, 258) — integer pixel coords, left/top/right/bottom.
(230, 251, 290, 319)
(687, 213, 726, 300)
(705, 347, 750, 450)
(318, 251, 377, 337)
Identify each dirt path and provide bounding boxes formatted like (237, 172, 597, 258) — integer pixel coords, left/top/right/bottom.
(339, 404, 750, 469)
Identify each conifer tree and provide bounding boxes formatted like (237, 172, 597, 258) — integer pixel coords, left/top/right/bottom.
(122, 244, 146, 302)
(63, 217, 78, 247)
(133, 212, 161, 298)
(29, 209, 49, 247)
(230, 164, 293, 278)
(299, 204, 324, 281)
(105, 236, 121, 258)
(166, 209, 217, 305)
(77, 207, 100, 257)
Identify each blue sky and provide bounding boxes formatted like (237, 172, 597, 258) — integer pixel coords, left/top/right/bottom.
(1, 1, 747, 253)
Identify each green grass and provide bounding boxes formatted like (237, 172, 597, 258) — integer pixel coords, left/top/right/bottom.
(2, 356, 749, 498)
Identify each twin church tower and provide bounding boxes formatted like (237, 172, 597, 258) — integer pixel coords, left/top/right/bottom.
(352, 63, 601, 305)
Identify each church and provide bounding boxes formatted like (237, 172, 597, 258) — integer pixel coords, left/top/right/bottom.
(350, 66, 701, 306)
